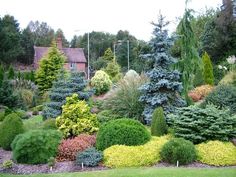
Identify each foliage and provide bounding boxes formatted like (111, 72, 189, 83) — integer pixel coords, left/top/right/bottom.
(219, 71, 236, 85)
(103, 73, 148, 122)
(96, 118, 151, 151)
(2, 160, 13, 169)
(76, 147, 103, 167)
(202, 52, 214, 85)
(0, 15, 23, 63)
(23, 115, 43, 131)
(11, 130, 62, 164)
(15, 109, 29, 119)
(0, 111, 5, 121)
(204, 85, 236, 114)
(160, 138, 197, 165)
(35, 41, 65, 94)
(104, 60, 122, 82)
(56, 94, 99, 138)
(172, 105, 236, 144)
(0, 65, 4, 86)
(91, 70, 112, 95)
(151, 107, 168, 136)
(196, 141, 236, 166)
(43, 119, 57, 130)
(97, 110, 121, 124)
(193, 67, 204, 87)
(123, 70, 140, 80)
(104, 135, 170, 167)
(43, 71, 92, 119)
(0, 79, 19, 108)
(188, 85, 214, 102)
(47, 157, 56, 168)
(0, 113, 24, 150)
(16, 89, 34, 108)
(139, 14, 185, 124)
(102, 48, 114, 61)
(56, 134, 96, 161)
(7, 65, 15, 79)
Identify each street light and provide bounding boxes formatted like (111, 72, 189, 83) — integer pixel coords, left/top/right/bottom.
(113, 39, 130, 71)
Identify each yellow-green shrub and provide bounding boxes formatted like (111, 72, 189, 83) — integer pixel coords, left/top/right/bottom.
(104, 135, 170, 168)
(196, 141, 236, 166)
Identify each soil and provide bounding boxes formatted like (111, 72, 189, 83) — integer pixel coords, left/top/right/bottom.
(0, 148, 235, 175)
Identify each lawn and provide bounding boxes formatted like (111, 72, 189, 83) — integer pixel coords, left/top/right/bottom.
(1, 167, 236, 177)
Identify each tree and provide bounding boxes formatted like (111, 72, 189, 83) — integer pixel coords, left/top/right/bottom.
(7, 65, 15, 79)
(151, 107, 168, 136)
(55, 29, 69, 47)
(202, 52, 214, 85)
(177, 4, 201, 100)
(0, 65, 4, 86)
(42, 70, 92, 119)
(104, 60, 121, 82)
(70, 35, 81, 48)
(0, 15, 23, 64)
(139, 14, 185, 124)
(35, 41, 65, 94)
(102, 48, 114, 61)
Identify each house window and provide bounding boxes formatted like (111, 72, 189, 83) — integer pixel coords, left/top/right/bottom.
(70, 63, 76, 70)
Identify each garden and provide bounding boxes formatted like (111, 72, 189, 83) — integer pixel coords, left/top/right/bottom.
(0, 4, 236, 177)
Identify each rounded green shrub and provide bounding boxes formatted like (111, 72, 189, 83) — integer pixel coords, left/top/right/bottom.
(151, 107, 168, 136)
(11, 130, 62, 164)
(96, 118, 151, 151)
(43, 119, 57, 130)
(0, 113, 24, 150)
(76, 147, 103, 167)
(15, 109, 29, 119)
(97, 110, 121, 124)
(160, 138, 197, 165)
(91, 70, 112, 95)
(196, 141, 236, 166)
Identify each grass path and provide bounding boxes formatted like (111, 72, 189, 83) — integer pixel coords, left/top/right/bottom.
(1, 167, 236, 177)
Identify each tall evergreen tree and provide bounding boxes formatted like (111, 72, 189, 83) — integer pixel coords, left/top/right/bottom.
(42, 71, 92, 119)
(35, 41, 65, 94)
(202, 51, 214, 85)
(102, 48, 114, 61)
(139, 14, 185, 124)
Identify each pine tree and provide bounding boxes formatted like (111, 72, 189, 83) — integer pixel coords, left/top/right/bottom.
(104, 60, 121, 82)
(7, 65, 15, 79)
(102, 48, 114, 61)
(151, 107, 167, 136)
(35, 41, 65, 94)
(42, 70, 92, 119)
(139, 14, 185, 124)
(202, 52, 214, 85)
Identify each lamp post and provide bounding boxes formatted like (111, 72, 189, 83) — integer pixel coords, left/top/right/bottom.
(113, 40, 130, 71)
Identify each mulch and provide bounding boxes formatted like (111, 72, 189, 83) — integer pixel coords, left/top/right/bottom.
(0, 148, 235, 175)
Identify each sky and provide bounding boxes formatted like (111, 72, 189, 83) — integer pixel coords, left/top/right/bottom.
(0, 0, 222, 41)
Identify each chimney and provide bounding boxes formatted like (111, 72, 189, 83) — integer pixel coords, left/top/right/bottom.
(57, 36, 63, 49)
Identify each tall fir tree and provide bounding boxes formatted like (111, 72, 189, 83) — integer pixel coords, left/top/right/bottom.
(202, 51, 214, 85)
(35, 41, 65, 94)
(102, 48, 114, 61)
(42, 70, 92, 119)
(139, 14, 185, 124)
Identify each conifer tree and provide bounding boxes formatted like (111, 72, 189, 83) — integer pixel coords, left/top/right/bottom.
(7, 65, 15, 79)
(102, 48, 114, 61)
(202, 52, 214, 85)
(42, 70, 92, 119)
(35, 41, 65, 94)
(151, 107, 167, 136)
(139, 14, 185, 124)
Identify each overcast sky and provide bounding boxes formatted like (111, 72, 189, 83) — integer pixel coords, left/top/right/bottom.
(0, 0, 222, 41)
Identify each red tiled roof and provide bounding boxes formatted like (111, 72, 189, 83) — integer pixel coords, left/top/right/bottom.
(34, 46, 87, 64)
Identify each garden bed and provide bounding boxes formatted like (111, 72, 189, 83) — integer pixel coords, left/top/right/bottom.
(1, 148, 235, 175)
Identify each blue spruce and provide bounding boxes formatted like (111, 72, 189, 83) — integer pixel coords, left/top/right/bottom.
(139, 14, 185, 124)
(42, 70, 92, 119)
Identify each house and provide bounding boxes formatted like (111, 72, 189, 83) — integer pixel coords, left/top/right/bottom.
(34, 37, 87, 76)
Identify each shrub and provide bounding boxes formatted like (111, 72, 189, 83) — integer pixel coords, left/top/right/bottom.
(104, 60, 122, 82)
(196, 141, 236, 166)
(97, 110, 121, 124)
(204, 85, 236, 114)
(123, 70, 140, 81)
(172, 105, 236, 144)
(96, 118, 151, 151)
(202, 52, 214, 85)
(11, 130, 62, 164)
(160, 138, 197, 165)
(15, 109, 29, 119)
(103, 74, 148, 122)
(91, 70, 112, 95)
(7, 65, 15, 79)
(188, 85, 214, 102)
(104, 135, 170, 167)
(2, 160, 13, 169)
(219, 71, 236, 85)
(151, 107, 167, 136)
(0, 113, 24, 150)
(17, 89, 34, 108)
(57, 134, 96, 161)
(76, 147, 103, 167)
(56, 94, 99, 138)
(0, 111, 5, 121)
(43, 119, 57, 130)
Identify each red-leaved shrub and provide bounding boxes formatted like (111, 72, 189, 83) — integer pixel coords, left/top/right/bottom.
(188, 85, 214, 102)
(56, 134, 96, 161)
